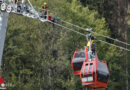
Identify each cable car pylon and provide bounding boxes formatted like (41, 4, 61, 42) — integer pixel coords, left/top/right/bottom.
(0, 0, 50, 68)
(0, 12, 9, 67)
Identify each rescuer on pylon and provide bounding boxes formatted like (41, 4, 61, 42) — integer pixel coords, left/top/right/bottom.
(48, 13, 52, 21)
(41, 2, 48, 10)
(48, 13, 55, 26)
(41, 2, 48, 19)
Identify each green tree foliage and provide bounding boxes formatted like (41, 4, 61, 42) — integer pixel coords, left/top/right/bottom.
(1, 0, 126, 90)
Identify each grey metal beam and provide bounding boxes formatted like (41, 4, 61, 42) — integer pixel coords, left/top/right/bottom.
(0, 12, 9, 67)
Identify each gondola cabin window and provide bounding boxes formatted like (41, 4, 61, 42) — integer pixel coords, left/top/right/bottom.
(97, 61, 110, 83)
(74, 52, 85, 58)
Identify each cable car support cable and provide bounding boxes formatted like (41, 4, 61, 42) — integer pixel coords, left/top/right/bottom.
(47, 21, 130, 51)
(60, 20, 130, 46)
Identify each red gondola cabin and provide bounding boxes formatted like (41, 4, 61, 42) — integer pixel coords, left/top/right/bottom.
(80, 57, 110, 89)
(72, 48, 88, 75)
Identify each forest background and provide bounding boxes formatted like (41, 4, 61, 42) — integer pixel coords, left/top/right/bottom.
(0, 0, 129, 90)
